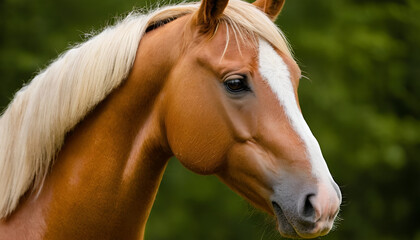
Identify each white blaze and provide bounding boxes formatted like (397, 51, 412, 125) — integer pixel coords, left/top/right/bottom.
(258, 39, 333, 182)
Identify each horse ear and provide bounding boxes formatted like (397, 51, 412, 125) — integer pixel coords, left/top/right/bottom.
(253, 0, 285, 21)
(196, 0, 229, 32)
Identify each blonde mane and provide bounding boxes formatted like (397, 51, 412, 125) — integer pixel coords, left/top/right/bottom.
(0, 0, 292, 219)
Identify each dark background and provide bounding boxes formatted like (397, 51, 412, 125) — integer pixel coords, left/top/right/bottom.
(1, 0, 419, 239)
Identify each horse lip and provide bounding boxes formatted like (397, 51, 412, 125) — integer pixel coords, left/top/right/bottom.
(271, 201, 300, 238)
(272, 201, 332, 239)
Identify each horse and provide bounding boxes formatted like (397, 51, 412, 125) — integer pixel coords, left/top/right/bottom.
(0, 0, 342, 239)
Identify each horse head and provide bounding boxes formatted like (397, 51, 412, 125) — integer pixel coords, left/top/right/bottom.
(164, 0, 341, 238)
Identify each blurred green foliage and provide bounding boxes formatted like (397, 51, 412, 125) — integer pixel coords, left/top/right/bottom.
(1, 0, 419, 239)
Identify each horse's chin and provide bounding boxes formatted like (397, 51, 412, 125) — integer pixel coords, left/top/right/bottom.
(273, 202, 331, 239)
(272, 202, 300, 238)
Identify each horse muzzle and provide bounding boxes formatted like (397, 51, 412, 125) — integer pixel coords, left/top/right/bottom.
(271, 180, 342, 239)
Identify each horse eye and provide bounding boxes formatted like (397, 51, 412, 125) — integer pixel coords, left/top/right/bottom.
(224, 77, 250, 94)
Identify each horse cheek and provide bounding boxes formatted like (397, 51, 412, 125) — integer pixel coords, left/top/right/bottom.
(165, 88, 232, 175)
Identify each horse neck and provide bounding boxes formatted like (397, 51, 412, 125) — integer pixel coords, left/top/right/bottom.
(1, 17, 189, 240)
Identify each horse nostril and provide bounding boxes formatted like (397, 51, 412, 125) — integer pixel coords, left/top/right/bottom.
(301, 194, 316, 220)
